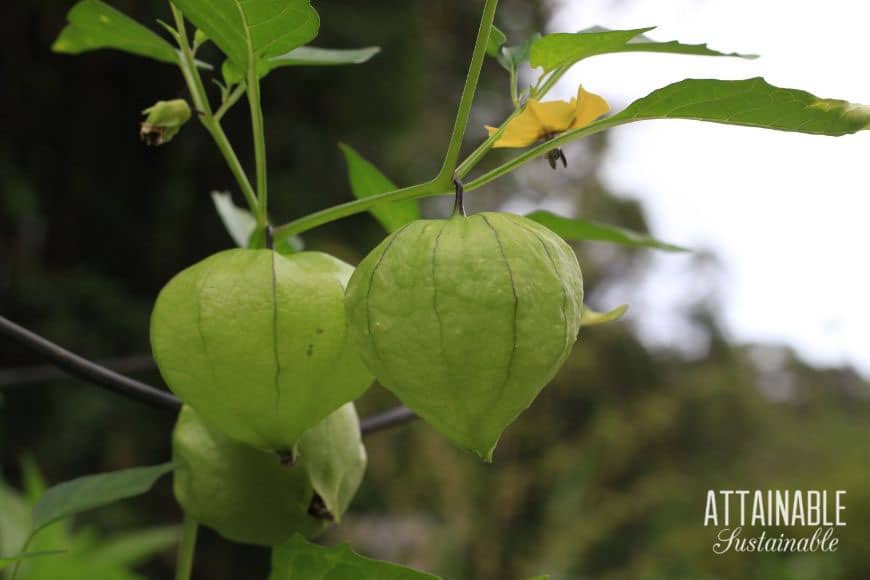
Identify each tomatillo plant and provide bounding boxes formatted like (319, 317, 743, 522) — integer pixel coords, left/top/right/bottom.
(1, 0, 864, 577)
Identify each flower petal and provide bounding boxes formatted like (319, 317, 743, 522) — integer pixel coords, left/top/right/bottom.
(527, 98, 576, 134)
(489, 104, 548, 148)
(570, 86, 610, 130)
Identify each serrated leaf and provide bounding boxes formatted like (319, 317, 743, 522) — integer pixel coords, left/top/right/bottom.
(269, 534, 439, 580)
(581, 304, 629, 327)
(170, 0, 319, 71)
(222, 45, 380, 83)
(30, 463, 173, 534)
(611, 77, 870, 136)
(526, 211, 687, 252)
(487, 25, 507, 57)
(0, 550, 66, 571)
(339, 143, 420, 233)
(530, 26, 751, 73)
(52, 0, 179, 65)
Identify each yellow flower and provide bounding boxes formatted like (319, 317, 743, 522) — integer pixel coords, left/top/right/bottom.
(486, 86, 610, 148)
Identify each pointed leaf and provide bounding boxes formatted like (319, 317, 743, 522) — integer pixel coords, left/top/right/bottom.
(30, 463, 173, 534)
(581, 304, 629, 327)
(170, 0, 319, 70)
(268, 45, 380, 67)
(52, 0, 179, 65)
(339, 143, 420, 233)
(269, 534, 439, 580)
(222, 46, 380, 83)
(526, 211, 687, 252)
(530, 26, 751, 73)
(611, 77, 870, 136)
(487, 25, 507, 57)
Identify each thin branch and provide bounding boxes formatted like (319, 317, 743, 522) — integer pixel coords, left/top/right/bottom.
(359, 406, 417, 435)
(0, 354, 155, 388)
(0, 315, 179, 410)
(0, 315, 418, 435)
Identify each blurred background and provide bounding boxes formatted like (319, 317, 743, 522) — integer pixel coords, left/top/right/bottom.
(1, 1, 868, 579)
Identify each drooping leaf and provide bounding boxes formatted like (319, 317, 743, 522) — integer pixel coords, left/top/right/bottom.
(269, 534, 439, 580)
(487, 25, 507, 57)
(30, 463, 173, 535)
(170, 0, 319, 71)
(339, 143, 420, 233)
(0, 550, 66, 571)
(610, 77, 870, 136)
(530, 26, 752, 73)
(526, 210, 687, 252)
(581, 304, 629, 327)
(222, 45, 380, 83)
(52, 0, 179, 65)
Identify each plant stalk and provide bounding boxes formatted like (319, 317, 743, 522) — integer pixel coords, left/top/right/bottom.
(436, 0, 500, 184)
(169, 4, 259, 218)
(174, 517, 198, 580)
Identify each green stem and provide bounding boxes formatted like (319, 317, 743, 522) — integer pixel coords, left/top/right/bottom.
(532, 64, 570, 100)
(436, 0, 500, 184)
(237, 4, 269, 226)
(465, 115, 625, 190)
(8, 536, 33, 580)
(214, 83, 246, 122)
(455, 107, 520, 179)
(175, 517, 198, 580)
(274, 115, 624, 237)
(169, 3, 259, 217)
(274, 180, 443, 238)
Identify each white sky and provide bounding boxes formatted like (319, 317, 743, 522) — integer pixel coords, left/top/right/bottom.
(546, 0, 870, 375)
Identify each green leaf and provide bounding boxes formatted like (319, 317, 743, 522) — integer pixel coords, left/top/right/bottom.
(222, 45, 380, 83)
(496, 34, 540, 73)
(30, 463, 173, 535)
(526, 211, 687, 252)
(581, 304, 629, 327)
(170, 0, 319, 70)
(0, 550, 66, 571)
(211, 191, 257, 248)
(339, 143, 420, 233)
(611, 77, 870, 136)
(86, 526, 180, 566)
(52, 0, 179, 65)
(487, 25, 507, 57)
(269, 534, 439, 580)
(268, 45, 380, 67)
(530, 26, 752, 73)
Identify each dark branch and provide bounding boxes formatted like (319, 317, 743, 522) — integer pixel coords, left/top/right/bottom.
(0, 315, 418, 435)
(0, 315, 180, 410)
(359, 405, 417, 435)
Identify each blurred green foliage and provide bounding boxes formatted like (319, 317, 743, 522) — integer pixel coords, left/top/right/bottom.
(1, 1, 868, 579)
